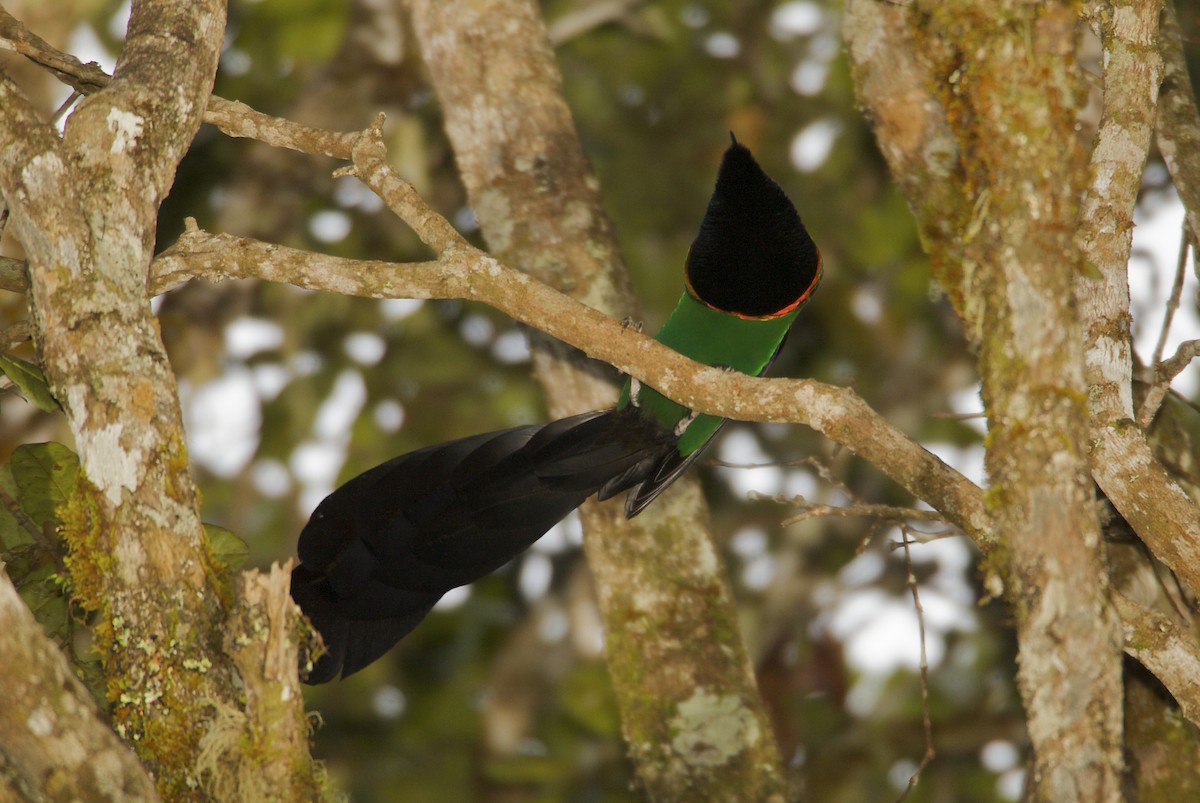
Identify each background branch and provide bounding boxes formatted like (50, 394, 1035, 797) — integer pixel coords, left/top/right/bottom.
(407, 2, 789, 798)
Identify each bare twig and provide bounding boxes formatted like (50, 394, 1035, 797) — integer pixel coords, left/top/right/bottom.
(546, 0, 648, 45)
(1149, 226, 1191, 369)
(50, 89, 80, 125)
(760, 496, 950, 528)
(0, 8, 109, 94)
(0, 7, 359, 161)
(1158, 339, 1200, 385)
(895, 526, 936, 802)
(339, 117, 469, 255)
(1139, 337, 1200, 425)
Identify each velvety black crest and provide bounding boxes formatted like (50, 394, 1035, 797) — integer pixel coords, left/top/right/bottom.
(685, 140, 820, 317)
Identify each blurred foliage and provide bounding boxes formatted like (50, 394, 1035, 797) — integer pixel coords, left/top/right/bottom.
(1, 0, 1199, 801)
(0, 441, 106, 704)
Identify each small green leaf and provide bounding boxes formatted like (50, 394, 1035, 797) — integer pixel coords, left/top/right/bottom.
(0, 461, 37, 550)
(0, 354, 61, 412)
(10, 442, 81, 531)
(204, 523, 249, 573)
(17, 560, 70, 642)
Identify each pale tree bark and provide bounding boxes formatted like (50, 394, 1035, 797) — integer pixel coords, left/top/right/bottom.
(1077, 0, 1200, 606)
(407, 1, 789, 799)
(0, 2, 323, 800)
(0, 563, 159, 802)
(948, 5, 1123, 795)
(846, 0, 1200, 800)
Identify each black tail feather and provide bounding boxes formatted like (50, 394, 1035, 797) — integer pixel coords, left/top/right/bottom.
(291, 409, 673, 683)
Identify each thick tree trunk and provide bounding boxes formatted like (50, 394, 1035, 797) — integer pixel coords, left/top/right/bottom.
(0, 3, 324, 800)
(846, 1, 1132, 799)
(408, 1, 789, 799)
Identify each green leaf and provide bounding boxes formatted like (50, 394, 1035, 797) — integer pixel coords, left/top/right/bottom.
(10, 442, 81, 531)
(0, 461, 35, 550)
(0, 354, 61, 412)
(16, 559, 70, 642)
(204, 523, 249, 573)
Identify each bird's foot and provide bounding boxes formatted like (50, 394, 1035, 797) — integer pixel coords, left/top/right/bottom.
(673, 411, 699, 437)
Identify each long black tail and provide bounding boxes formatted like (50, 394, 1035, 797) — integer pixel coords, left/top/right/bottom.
(291, 409, 673, 683)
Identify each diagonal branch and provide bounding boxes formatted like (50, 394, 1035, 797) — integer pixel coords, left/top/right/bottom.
(1075, 0, 1200, 604)
(1113, 591, 1200, 726)
(157, 224, 994, 552)
(0, 22, 995, 556)
(0, 564, 160, 802)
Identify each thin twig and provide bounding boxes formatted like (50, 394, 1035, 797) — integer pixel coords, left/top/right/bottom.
(0, 321, 31, 352)
(1139, 337, 1200, 425)
(707, 454, 858, 500)
(339, 116, 469, 256)
(546, 0, 648, 45)
(0, 8, 359, 160)
(761, 495, 951, 528)
(894, 525, 936, 802)
(0, 8, 109, 94)
(50, 90, 80, 126)
(1150, 225, 1190, 368)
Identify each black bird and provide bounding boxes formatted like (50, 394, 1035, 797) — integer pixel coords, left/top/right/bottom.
(291, 137, 822, 683)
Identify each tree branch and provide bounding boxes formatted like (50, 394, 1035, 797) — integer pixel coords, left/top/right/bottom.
(1114, 591, 1200, 726)
(156, 220, 993, 547)
(1155, 0, 1200, 245)
(1074, 0, 1200, 603)
(0, 563, 160, 802)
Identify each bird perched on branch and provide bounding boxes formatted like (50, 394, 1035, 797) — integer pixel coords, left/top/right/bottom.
(291, 135, 822, 683)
